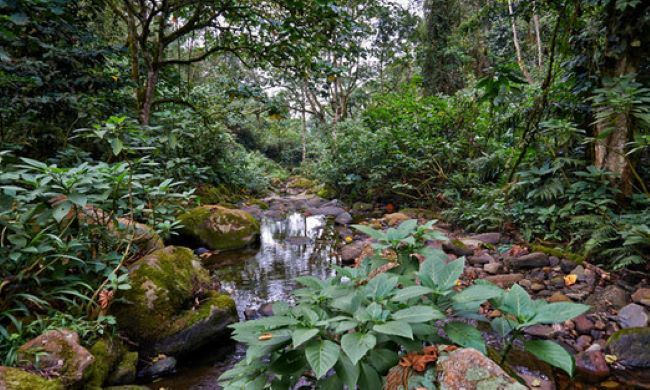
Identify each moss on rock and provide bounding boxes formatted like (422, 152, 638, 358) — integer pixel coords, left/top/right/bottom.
(178, 206, 260, 251)
(86, 338, 124, 390)
(106, 351, 138, 386)
(110, 246, 211, 342)
(529, 244, 584, 264)
(0, 366, 64, 390)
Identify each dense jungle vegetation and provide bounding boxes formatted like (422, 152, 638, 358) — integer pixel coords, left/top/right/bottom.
(0, 0, 649, 389)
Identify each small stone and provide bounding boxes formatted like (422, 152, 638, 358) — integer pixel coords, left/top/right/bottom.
(519, 279, 532, 289)
(571, 265, 586, 279)
(137, 356, 176, 380)
(617, 303, 649, 328)
(586, 285, 629, 311)
(576, 335, 593, 351)
(632, 288, 650, 307)
(384, 212, 410, 226)
(524, 325, 554, 338)
(560, 259, 577, 273)
(574, 315, 594, 334)
(548, 256, 560, 267)
(507, 252, 549, 269)
(565, 292, 588, 301)
(547, 292, 570, 303)
(485, 274, 524, 287)
(484, 262, 501, 275)
(340, 242, 363, 263)
(258, 302, 274, 317)
(468, 253, 494, 265)
(469, 232, 502, 245)
(531, 282, 545, 291)
(575, 350, 610, 382)
(334, 212, 353, 225)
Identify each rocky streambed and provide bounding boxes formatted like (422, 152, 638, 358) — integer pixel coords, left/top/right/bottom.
(2, 184, 649, 390)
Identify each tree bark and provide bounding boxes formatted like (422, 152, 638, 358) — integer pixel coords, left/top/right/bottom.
(532, 1, 543, 68)
(507, 0, 534, 84)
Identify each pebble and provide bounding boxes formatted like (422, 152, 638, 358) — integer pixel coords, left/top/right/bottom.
(547, 292, 570, 302)
(632, 288, 650, 306)
(485, 273, 524, 287)
(617, 303, 649, 328)
(574, 315, 594, 334)
(576, 335, 593, 351)
(575, 350, 610, 382)
(484, 262, 501, 274)
(531, 282, 545, 291)
(507, 252, 550, 269)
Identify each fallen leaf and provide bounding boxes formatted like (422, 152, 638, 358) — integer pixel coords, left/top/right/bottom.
(345, 236, 353, 243)
(605, 354, 617, 364)
(564, 274, 577, 286)
(258, 333, 273, 341)
(531, 379, 542, 387)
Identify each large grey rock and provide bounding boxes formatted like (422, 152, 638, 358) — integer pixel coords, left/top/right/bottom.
(608, 327, 650, 368)
(618, 304, 649, 328)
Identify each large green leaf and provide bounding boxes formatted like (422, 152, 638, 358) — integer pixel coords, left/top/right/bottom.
(452, 283, 503, 304)
(341, 332, 376, 365)
(501, 284, 533, 321)
(528, 302, 590, 326)
(491, 317, 517, 338)
(365, 273, 398, 298)
(444, 321, 486, 354)
(359, 362, 382, 389)
(305, 340, 341, 379)
(368, 348, 399, 373)
(434, 257, 465, 291)
(292, 328, 319, 348)
(52, 201, 72, 222)
(524, 339, 575, 376)
(270, 350, 307, 375)
(391, 286, 433, 302)
(352, 224, 386, 240)
(335, 353, 359, 389)
(373, 321, 413, 339)
(392, 305, 445, 323)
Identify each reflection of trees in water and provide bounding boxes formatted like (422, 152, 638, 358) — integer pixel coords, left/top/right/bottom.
(211, 212, 339, 317)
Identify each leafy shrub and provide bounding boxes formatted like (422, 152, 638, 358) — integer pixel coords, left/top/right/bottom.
(219, 220, 588, 388)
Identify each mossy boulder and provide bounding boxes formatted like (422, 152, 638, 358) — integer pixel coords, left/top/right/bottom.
(106, 351, 137, 386)
(178, 206, 260, 251)
(110, 246, 236, 356)
(17, 329, 95, 387)
(0, 366, 63, 390)
(85, 337, 138, 389)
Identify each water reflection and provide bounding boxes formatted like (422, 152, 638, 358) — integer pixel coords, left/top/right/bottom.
(206, 212, 339, 318)
(150, 212, 339, 389)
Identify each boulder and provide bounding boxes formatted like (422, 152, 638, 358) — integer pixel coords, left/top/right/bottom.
(110, 246, 237, 356)
(178, 206, 260, 251)
(506, 252, 549, 269)
(608, 327, 650, 368)
(0, 366, 63, 390)
(106, 352, 138, 386)
(617, 304, 649, 328)
(436, 348, 526, 390)
(17, 329, 94, 387)
(85, 337, 126, 389)
(137, 356, 176, 380)
(586, 285, 628, 311)
(442, 239, 474, 257)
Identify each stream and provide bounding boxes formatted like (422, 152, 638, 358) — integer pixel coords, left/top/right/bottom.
(149, 211, 340, 389)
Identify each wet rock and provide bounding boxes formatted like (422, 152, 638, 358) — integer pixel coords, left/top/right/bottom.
(574, 315, 594, 334)
(436, 348, 526, 390)
(0, 366, 63, 390)
(137, 356, 176, 380)
(106, 351, 138, 386)
(608, 327, 650, 368)
(306, 196, 326, 208)
(484, 262, 501, 275)
(17, 329, 94, 387)
(468, 253, 494, 265)
(617, 303, 649, 328)
(244, 308, 258, 320)
(314, 206, 346, 217)
(178, 205, 260, 251)
(443, 239, 474, 257)
(285, 236, 311, 245)
(258, 302, 274, 317)
(110, 246, 237, 356)
(575, 350, 610, 382)
(240, 205, 263, 220)
(560, 259, 577, 274)
(632, 288, 650, 307)
(384, 212, 410, 226)
(507, 252, 549, 269)
(340, 242, 364, 263)
(586, 285, 629, 311)
(468, 232, 501, 245)
(334, 212, 353, 225)
(194, 247, 210, 256)
(485, 273, 524, 287)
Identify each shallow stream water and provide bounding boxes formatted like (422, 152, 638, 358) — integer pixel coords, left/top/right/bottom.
(149, 212, 339, 389)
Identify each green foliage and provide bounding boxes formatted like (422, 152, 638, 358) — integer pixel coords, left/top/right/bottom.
(219, 221, 588, 388)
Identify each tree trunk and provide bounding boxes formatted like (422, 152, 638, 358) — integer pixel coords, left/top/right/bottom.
(139, 66, 159, 125)
(301, 84, 308, 162)
(507, 0, 534, 84)
(532, 1, 543, 68)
